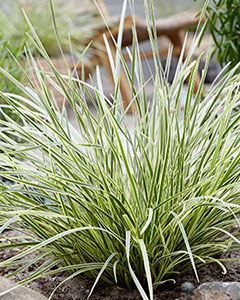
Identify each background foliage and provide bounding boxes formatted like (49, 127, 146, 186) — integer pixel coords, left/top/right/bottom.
(0, 18, 24, 127)
(0, 0, 102, 56)
(200, 0, 240, 68)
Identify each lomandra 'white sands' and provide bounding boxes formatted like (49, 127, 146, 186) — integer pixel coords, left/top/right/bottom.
(0, 1, 240, 299)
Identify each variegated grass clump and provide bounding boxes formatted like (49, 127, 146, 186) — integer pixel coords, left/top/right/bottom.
(0, 1, 240, 299)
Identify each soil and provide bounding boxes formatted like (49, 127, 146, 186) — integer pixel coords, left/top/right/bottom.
(0, 230, 240, 300)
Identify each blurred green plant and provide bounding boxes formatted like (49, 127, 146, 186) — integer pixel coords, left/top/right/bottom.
(0, 18, 25, 130)
(0, 0, 102, 57)
(197, 0, 240, 68)
(0, 1, 240, 299)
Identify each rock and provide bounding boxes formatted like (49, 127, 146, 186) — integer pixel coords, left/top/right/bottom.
(0, 276, 47, 300)
(193, 282, 240, 300)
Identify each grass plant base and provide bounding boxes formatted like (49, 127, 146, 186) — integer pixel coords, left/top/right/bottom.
(1, 229, 240, 300)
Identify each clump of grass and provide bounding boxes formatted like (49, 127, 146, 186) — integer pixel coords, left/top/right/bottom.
(0, 1, 240, 299)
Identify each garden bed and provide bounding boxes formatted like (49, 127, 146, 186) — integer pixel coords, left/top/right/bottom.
(1, 230, 240, 300)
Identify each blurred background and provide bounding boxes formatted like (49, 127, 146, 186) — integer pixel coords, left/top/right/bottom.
(0, 0, 218, 117)
(103, 0, 205, 17)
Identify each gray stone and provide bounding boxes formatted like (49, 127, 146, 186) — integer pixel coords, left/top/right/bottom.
(0, 276, 47, 300)
(193, 282, 240, 300)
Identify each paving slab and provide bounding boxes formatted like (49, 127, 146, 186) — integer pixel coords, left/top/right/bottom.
(0, 276, 47, 300)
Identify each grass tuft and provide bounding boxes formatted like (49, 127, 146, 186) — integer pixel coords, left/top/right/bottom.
(0, 1, 240, 299)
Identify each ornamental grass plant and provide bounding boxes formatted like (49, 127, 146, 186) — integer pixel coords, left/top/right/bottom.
(0, 1, 240, 299)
